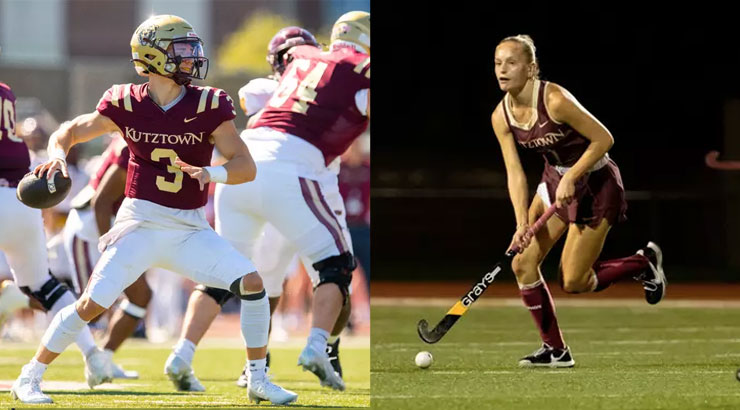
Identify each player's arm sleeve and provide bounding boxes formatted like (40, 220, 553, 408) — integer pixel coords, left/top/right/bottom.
(96, 85, 123, 120)
(214, 89, 237, 123)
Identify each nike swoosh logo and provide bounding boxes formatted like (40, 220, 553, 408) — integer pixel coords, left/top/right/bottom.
(184, 117, 197, 123)
(538, 121, 549, 128)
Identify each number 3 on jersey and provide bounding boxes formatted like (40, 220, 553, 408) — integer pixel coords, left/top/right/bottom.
(151, 148, 183, 193)
(269, 59, 329, 114)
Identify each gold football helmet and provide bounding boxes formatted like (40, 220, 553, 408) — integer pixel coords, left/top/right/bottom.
(130, 15, 208, 85)
(330, 11, 370, 54)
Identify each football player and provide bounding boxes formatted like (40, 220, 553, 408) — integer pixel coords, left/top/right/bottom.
(213, 11, 370, 391)
(62, 134, 149, 379)
(10, 15, 296, 405)
(164, 26, 350, 391)
(0, 76, 113, 388)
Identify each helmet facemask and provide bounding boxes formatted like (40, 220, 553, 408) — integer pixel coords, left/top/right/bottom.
(133, 35, 209, 85)
(164, 39, 209, 85)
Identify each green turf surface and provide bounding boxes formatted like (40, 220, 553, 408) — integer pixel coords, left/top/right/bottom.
(0, 340, 369, 408)
(372, 301, 740, 410)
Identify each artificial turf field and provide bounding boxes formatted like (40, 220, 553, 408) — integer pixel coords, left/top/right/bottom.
(372, 298, 740, 410)
(0, 337, 369, 408)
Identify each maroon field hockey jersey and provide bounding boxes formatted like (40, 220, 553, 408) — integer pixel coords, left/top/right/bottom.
(253, 45, 370, 165)
(0, 82, 31, 185)
(96, 83, 236, 209)
(503, 80, 589, 167)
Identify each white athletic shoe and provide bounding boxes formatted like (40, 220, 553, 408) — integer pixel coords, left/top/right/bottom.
(164, 354, 205, 392)
(101, 349, 140, 379)
(0, 280, 28, 328)
(297, 344, 346, 391)
(84, 348, 114, 388)
(10, 367, 52, 404)
(248, 376, 298, 405)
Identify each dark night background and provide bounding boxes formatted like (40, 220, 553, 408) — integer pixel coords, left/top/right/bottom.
(371, 2, 740, 282)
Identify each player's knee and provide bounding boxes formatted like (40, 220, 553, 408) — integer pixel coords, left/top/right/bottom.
(559, 265, 591, 293)
(240, 272, 263, 293)
(126, 284, 152, 308)
(75, 293, 106, 322)
(19, 274, 70, 312)
(511, 255, 537, 283)
(313, 252, 356, 304)
(195, 284, 234, 306)
(229, 272, 266, 300)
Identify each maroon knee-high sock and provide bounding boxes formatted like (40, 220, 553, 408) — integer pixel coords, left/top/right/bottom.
(593, 254, 650, 292)
(520, 280, 565, 349)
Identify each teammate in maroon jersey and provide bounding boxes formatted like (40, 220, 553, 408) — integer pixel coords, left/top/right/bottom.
(491, 35, 666, 367)
(0, 80, 114, 394)
(63, 135, 150, 379)
(11, 15, 296, 405)
(163, 26, 358, 391)
(214, 11, 369, 390)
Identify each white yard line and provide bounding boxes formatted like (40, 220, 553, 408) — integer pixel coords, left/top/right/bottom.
(372, 297, 740, 309)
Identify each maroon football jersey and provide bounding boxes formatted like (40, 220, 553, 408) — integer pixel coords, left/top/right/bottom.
(0, 82, 31, 185)
(253, 45, 370, 165)
(503, 80, 589, 167)
(88, 136, 130, 212)
(96, 83, 236, 209)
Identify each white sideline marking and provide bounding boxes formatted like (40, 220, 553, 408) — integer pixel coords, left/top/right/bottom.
(372, 297, 740, 309)
(0, 380, 142, 391)
(375, 392, 740, 399)
(374, 369, 728, 376)
(375, 339, 740, 348)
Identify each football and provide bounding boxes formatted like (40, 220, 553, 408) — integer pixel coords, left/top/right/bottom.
(16, 170, 72, 209)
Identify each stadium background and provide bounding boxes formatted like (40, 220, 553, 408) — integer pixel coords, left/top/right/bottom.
(371, 2, 740, 283)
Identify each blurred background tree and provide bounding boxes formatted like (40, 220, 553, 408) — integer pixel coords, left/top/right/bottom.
(217, 10, 330, 76)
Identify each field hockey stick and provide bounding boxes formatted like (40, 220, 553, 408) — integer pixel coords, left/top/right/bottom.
(417, 203, 558, 344)
(706, 151, 740, 170)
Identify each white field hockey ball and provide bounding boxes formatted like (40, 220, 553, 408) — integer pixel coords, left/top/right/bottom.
(415, 351, 433, 369)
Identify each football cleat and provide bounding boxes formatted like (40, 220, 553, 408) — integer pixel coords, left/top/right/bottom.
(84, 348, 114, 388)
(297, 344, 345, 391)
(10, 371, 52, 404)
(636, 241, 666, 305)
(248, 376, 298, 405)
(16, 170, 72, 209)
(326, 338, 343, 378)
(237, 350, 270, 388)
(164, 353, 205, 392)
(518, 343, 575, 368)
(110, 360, 140, 380)
(101, 348, 139, 379)
(0, 280, 29, 329)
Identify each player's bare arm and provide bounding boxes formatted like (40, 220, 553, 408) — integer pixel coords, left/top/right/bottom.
(491, 102, 532, 251)
(35, 111, 119, 179)
(366, 89, 371, 119)
(546, 83, 614, 207)
(91, 164, 127, 235)
(175, 119, 256, 190)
